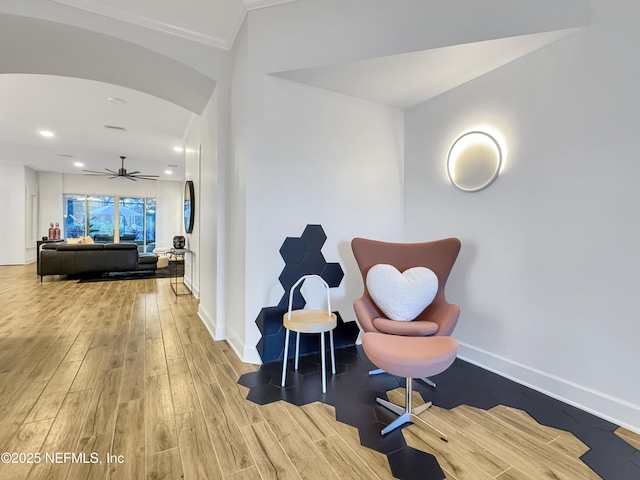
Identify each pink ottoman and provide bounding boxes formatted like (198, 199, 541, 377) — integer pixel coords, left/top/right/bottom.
(363, 332, 458, 439)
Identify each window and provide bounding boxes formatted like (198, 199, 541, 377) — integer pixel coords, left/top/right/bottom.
(64, 195, 156, 253)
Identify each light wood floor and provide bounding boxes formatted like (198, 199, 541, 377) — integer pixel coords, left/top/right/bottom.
(0, 264, 635, 480)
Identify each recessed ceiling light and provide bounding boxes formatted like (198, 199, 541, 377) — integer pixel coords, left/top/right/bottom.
(107, 97, 127, 104)
(165, 170, 173, 175)
(39, 130, 54, 137)
(173, 147, 184, 153)
(74, 162, 84, 167)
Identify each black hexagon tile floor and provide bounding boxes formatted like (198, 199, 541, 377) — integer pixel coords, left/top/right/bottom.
(238, 345, 640, 480)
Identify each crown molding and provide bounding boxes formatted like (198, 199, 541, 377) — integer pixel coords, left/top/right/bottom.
(243, 0, 298, 11)
(227, 0, 297, 49)
(181, 113, 200, 144)
(50, 0, 229, 49)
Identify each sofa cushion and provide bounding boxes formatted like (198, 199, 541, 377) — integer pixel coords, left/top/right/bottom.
(119, 234, 137, 243)
(104, 243, 138, 250)
(56, 244, 105, 251)
(93, 234, 113, 243)
(137, 252, 158, 271)
(41, 242, 60, 250)
(138, 253, 158, 265)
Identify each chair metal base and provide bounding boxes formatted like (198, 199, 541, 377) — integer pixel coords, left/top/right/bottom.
(419, 377, 437, 389)
(376, 378, 448, 441)
(368, 368, 437, 389)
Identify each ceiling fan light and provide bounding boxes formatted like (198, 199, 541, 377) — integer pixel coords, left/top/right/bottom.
(82, 155, 157, 181)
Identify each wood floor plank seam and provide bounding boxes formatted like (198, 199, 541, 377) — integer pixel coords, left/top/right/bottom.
(455, 405, 600, 479)
(257, 402, 341, 480)
(314, 433, 384, 480)
(173, 321, 233, 476)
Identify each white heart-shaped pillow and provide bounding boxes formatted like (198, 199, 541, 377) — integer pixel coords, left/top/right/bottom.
(366, 264, 438, 322)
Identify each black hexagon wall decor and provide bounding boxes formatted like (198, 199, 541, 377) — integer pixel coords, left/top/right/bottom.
(254, 224, 358, 364)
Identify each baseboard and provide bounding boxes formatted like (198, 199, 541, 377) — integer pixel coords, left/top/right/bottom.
(458, 341, 640, 434)
(196, 306, 262, 367)
(183, 275, 199, 299)
(197, 304, 224, 340)
(243, 344, 262, 365)
(224, 329, 262, 365)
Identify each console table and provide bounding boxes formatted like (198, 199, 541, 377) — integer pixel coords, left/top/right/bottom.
(168, 248, 192, 296)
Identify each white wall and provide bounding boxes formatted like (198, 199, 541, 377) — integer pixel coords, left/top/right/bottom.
(0, 165, 39, 264)
(404, 0, 640, 431)
(222, 5, 408, 362)
(185, 87, 221, 330)
(184, 132, 201, 297)
(24, 167, 38, 263)
(38, 172, 63, 243)
(0, 165, 26, 265)
(215, 65, 233, 348)
(225, 18, 249, 358)
(155, 180, 183, 250)
(197, 91, 219, 333)
(239, 75, 404, 363)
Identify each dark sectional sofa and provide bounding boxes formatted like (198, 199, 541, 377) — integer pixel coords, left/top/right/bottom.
(39, 242, 158, 281)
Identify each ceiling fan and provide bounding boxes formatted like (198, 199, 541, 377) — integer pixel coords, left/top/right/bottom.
(83, 156, 159, 181)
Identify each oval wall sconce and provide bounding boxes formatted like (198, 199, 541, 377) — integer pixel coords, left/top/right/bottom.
(447, 131, 503, 192)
